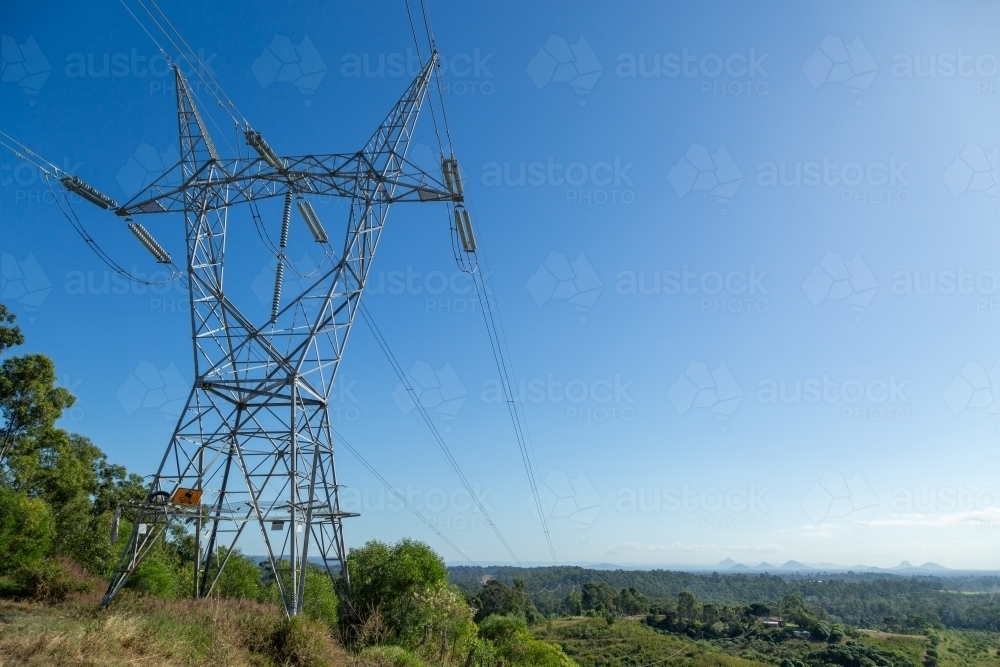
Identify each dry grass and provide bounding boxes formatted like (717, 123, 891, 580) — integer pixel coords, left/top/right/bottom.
(0, 592, 355, 667)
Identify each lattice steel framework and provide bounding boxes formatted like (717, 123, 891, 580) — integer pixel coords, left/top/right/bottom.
(102, 53, 459, 616)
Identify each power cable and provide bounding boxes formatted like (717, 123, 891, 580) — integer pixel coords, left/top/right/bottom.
(356, 300, 523, 565)
(331, 425, 475, 564)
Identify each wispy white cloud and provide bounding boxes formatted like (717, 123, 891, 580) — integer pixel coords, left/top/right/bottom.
(868, 507, 1000, 527)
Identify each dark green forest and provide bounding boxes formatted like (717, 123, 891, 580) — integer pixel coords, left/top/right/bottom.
(450, 566, 1000, 633)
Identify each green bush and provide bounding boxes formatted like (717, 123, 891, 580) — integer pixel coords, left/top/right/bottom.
(13, 556, 93, 602)
(129, 555, 183, 599)
(479, 614, 576, 667)
(260, 563, 340, 629)
(0, 487, 55, 573)
(212, 549, 263, 600)
(811, 620, 832, 641)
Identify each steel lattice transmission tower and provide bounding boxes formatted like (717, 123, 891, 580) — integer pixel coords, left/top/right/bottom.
(101, 53, 464, 616)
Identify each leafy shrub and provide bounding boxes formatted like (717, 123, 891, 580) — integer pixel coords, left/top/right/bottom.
(479, 614, 576, 667)
(260, 563, 340, 629)
(14, 556, 94, 602)
(211, 549, 263, 600)
(0, 487, 55, 573)
(811, 620, 832, 641)
(129, 555, 183, 598)
(348, 539, 448, 640)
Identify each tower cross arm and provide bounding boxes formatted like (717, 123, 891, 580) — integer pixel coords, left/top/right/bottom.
(115, 152, 458, 217)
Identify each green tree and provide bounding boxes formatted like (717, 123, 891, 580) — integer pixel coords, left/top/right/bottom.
(564, 590, 583, 616)
(347, 538, 450, 643)
(0, 304, 23, 357)
(0, 486, 54, 573)
(472, 579, 539, 623)
(616, 586, 650, 616)
(0, 354, 74, 464)
(677, 591, 698, 626)
(582, 582, 617, 613)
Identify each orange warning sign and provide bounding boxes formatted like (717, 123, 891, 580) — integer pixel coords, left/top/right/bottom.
(171, 488, 203, 506)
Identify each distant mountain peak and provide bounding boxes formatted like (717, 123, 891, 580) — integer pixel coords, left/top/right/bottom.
(897, 561, 913, 569)
(781, 560, 810, 569)
(718, 558, 738, 568)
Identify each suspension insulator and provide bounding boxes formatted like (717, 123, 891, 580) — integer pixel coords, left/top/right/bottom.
(127, 219, 172, 263)
(442, 158, 456, 195)
(454, 208, 468, 250)
(246, 130, 284, 171)
(460, 208, 476, 253)
(61, 175, 118, 210)
(296, 198, 328, 243)
(442, 158, 464, 198)
(451, 159, 464, 198)
(271, 258, 285, 323)
(279, 192, 292, 248)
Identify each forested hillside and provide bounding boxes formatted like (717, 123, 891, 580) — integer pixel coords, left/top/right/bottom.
(450, 566, 1000, 632)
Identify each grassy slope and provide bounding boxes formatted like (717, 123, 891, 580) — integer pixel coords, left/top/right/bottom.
(856, 631, 928, 663)
(532, 617, 769, 667)
(0, 593, 352, 667)
(935, 629, 1000, 667)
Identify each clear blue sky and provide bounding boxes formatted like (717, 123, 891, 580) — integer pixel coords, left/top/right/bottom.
(3, 0, 1000, 569)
